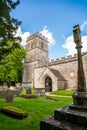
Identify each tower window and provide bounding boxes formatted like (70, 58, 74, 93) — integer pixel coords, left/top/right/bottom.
(31, 44, 33, 49)
(41, 42, 43, 48)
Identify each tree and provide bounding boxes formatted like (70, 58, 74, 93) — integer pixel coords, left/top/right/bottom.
(0, 46, 26, 88)
(0, 0, 26, 87)
(0, 0, 21, 62)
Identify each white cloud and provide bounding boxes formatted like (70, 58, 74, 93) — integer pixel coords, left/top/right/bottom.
(82, 36, 87, 51)
(21, 32, 30, 47)
(40, 26, 56, 46)
(81, 21, 87, 31)
(62, 21, 87, 56)
(62, 35, 76, 56)
(16, 27, 31, 47)
(61, 34, 66, 39)
(16, 26, 55, 47)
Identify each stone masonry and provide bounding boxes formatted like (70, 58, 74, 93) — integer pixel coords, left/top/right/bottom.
(22, 32, 87, 93)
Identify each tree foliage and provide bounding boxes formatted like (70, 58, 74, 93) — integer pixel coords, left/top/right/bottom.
(0, 0, 21, 62)
(0, 46, 26, 87)
(0, 0, 26, 87)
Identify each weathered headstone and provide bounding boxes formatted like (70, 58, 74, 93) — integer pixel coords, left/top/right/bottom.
(26, 88, 32, 94)
(5, 90, 14, 102)
(14, 90, 21, 97)
(0, 91, 6, 98)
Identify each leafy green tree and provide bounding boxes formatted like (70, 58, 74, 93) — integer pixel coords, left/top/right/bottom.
(0, 0, 26, 88)
(0, 0, 21, 62)
(0, 0, 27, 88)
(0, 46, 26, 87)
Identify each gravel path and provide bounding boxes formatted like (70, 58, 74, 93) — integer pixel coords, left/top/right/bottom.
(45, 92, 72, 98)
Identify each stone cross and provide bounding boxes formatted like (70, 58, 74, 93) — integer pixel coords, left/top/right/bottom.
(73, 24, 86, 92)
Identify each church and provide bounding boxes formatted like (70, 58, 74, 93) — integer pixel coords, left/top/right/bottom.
(22, 32, 87, 95)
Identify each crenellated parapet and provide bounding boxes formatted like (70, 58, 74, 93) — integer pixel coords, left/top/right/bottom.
(49, 52, 86, 63)
(48, 54, 77, 66)
(26, 32, 48, 42)
(35, 52, 87, 68)
(48, 54, 77, 64)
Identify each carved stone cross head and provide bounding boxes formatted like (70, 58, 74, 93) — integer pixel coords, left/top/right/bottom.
(73, 24, 82, 48)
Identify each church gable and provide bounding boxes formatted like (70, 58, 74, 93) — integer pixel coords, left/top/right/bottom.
(38, 67, 66, 83)
(34, 67, 67, 91)
(38, 67, 56, 83)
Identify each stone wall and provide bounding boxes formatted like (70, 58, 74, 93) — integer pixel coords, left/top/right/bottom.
(83, 54, 87, 86)
(22, 32, 49, 88)
(34, 53, 87, 91)
(22, 62, 35, 86)
(22, 32, 87, 91)
(50, 59, 77, 90)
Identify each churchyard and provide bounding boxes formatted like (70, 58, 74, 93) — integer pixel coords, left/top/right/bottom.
(1, 1, 87, 130)
(0, 89, 72, 130)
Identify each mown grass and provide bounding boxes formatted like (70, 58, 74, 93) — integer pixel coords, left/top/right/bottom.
(0, 96, 72, 130)
(50, 90, 75, 96)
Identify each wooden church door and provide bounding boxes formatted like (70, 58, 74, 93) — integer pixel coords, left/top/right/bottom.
(45, 76, 52, 92)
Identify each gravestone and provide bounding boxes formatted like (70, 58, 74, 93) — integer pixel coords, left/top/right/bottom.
(26, 88, 32, 94)
(40, 25, 87, 130)
(14, 90, 21, 96)
(5, 90, 14, 102)
(0, 91, 6, 98)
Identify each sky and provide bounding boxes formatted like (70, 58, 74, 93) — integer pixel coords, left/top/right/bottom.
(11, 0, 87, 60)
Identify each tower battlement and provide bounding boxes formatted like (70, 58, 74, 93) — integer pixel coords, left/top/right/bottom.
(27, 32, 48, 42)
(50, 52, 86, 63)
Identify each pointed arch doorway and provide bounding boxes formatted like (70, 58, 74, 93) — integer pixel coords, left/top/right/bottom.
(45, 76, 52, 92)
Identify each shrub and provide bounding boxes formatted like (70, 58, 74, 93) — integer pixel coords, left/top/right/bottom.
(0, 106, 28, 119)
(20, 94, 38, 99)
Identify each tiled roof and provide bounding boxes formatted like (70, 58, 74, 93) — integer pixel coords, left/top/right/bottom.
(50, 68, 66, 81)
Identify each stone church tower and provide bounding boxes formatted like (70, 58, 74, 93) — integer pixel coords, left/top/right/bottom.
(22, 32, 87, 94)
(22, 32, 49, 87)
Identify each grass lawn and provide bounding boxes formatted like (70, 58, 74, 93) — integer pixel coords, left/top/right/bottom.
(0, 96, 72, 130)
(50, 90, 75, 96)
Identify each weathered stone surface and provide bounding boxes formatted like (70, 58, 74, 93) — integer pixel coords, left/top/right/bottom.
(73, 92, 87, 106)
(40, 115, 86, 130)
(14, 90, 21, 96)
(40, 105, 87, 130)
(35, 88, 45, 96)
(54, 106, 87, 128)
(22, 32, 49, 88)
(69, 104, 87, 112)
(0, 91, 6, 98)
(22, 32, 87, 91)
(26, 88, 32, 94)
(73, 25, 86, 92)
(5, 90, 14, 102)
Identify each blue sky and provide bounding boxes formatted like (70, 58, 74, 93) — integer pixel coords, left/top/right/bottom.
(11, 0, 87, 59)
